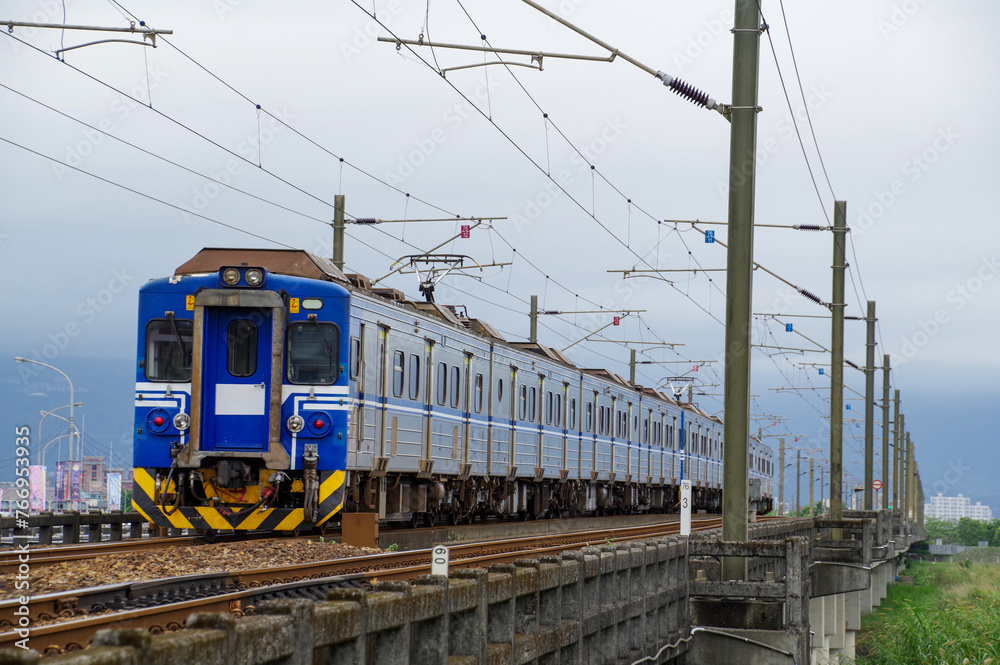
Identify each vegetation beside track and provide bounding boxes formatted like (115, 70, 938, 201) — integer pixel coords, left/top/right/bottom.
(855, 559, 1000, 664)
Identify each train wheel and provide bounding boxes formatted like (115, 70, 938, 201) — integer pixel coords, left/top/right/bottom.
(409, 513, 419, 529)
(447, 512, 458, 527)
(423, 513, 436, 528)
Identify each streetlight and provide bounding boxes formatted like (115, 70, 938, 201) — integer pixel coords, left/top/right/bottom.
(41, 434, 71, 474)
(40, 433, 73, 512)
(15, 357, 77, 510)
(37, 403, 83, 465)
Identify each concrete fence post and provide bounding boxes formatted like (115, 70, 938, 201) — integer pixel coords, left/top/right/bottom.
(258, 599, 315, 665)
(450, 568, 489, 665)
(487, 563, 517, 662)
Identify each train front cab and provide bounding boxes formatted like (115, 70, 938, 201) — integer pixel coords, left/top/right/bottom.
(132, 253, 350, 531)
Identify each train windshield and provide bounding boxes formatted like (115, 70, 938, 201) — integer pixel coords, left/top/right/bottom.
(145, 318, 193, 382)
(287, 321, 340, 384)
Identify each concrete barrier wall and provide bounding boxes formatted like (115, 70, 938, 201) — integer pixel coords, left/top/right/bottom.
(3, 538, 695, 665)
(1, 513, 147, 544)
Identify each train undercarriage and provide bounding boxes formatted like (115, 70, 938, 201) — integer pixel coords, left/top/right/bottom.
(344, 470, 746, 527)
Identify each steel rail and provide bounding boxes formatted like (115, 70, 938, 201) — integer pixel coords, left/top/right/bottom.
(0, 517, 733, 653)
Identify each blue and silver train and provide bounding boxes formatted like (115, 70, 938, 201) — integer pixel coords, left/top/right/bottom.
(132, 248, 773, 531)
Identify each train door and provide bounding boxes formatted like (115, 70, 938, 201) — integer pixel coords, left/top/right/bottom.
(462, 353, 472, 466)
(349, 331, 363, 453)
(378, 327, 391, 458)
(560, 382, 569, 474)
(422, 340, 433, 459)
(509, 367, 518, 473)
(200, 307, 271, 450)
(536, 374, 545, 471)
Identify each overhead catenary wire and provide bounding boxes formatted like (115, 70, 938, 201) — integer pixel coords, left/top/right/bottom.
(15, 4, 867, 437)
(0, 135, 296, 249)
(50, 1, 697, 359)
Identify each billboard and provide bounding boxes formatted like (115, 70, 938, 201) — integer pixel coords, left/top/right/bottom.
(29, 465, 46, 511)
(106, 473, 122, 511)
(69, 462, 82, 502)
(55, 461, 67, 502)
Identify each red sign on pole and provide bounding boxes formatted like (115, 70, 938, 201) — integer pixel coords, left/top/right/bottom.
(872, 479, 883, 490)
(613, 316, 621, 326)
(460, 225, 471, 238)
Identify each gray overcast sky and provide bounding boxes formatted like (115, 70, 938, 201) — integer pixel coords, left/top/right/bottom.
(2, 1, 998, 509)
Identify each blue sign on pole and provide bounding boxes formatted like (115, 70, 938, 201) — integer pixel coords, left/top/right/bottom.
(819, 368, 824, 375)
(846, 404, 852, 410)
(705, 230, 715, 243)
(785, 323, 793, 332)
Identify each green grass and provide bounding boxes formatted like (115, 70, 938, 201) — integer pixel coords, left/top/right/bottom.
(856, 560, 1000, 665)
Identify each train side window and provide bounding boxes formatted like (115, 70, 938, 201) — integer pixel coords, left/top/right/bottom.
(497, 378, 504, 403)
(349, 337, 360, 379)
(643, 419, 649, 445)
(585, 403, 592, 432)
(436, 362, 447, 405)
(545, 391, 553, 425)
(145, 318, 193, 382)
(555, 394, 561, 426)
(598, 405, 604, 435)
(474, 373, 483, 413)
(450, 365, 460, 408)
(569, 398, 577, 430)
(227, 320, 258, 377)
(528, 387, 537, 422)
(408, 354, 420, 400)
(518, 385, 527, 420)
(286, 322, 340, 384)
(392, 350, 404, 398)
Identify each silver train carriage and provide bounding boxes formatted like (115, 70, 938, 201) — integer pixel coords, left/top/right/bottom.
(132, 248, 774, 531)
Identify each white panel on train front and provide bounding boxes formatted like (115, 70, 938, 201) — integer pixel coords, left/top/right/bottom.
(215, 384, 266, 415)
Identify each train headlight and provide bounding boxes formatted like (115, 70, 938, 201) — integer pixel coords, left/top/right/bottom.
(222, 268, 240, 286)
(286, 414, 305, 433)
(173, 412, 191, 431)
(244, 268, 264, 286)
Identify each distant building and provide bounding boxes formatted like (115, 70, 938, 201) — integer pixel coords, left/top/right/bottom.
(924, 493, 993, 522)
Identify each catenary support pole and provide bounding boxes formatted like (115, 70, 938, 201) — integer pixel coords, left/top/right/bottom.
(829, 201, 847, 535)
(893, 390, 900, 511)
(809, 457, 815, 517)
(529, 295, 538, 344)
(881, 355, 891, 509)
(899, 414, 907, 518)
(796, 449, 801, 515)
(333, 194, 345, 271)
(778, 438, 785, 515)
(906, 432, 915, 522)
(820, 464, 825, 514)
(721, 0, 762, 582)
(629, 348, 637, 384)
(864, 300, 876, 509)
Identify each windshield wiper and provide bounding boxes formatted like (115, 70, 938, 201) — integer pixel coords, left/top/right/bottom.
(310, 319, 334, 368)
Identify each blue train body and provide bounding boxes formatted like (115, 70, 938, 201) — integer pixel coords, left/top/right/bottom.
(132, 248, 773, 531)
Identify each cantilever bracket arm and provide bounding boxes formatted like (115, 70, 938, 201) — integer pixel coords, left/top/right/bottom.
(3, 19, 173, 58)
(55, 37, 155, 59)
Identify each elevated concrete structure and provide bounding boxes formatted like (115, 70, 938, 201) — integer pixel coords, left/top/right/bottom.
(0, 511, 923, 665)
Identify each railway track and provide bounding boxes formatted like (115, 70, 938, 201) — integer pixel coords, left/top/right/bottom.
(0, 516, 728, 655)
(0, 530, 332, 575)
